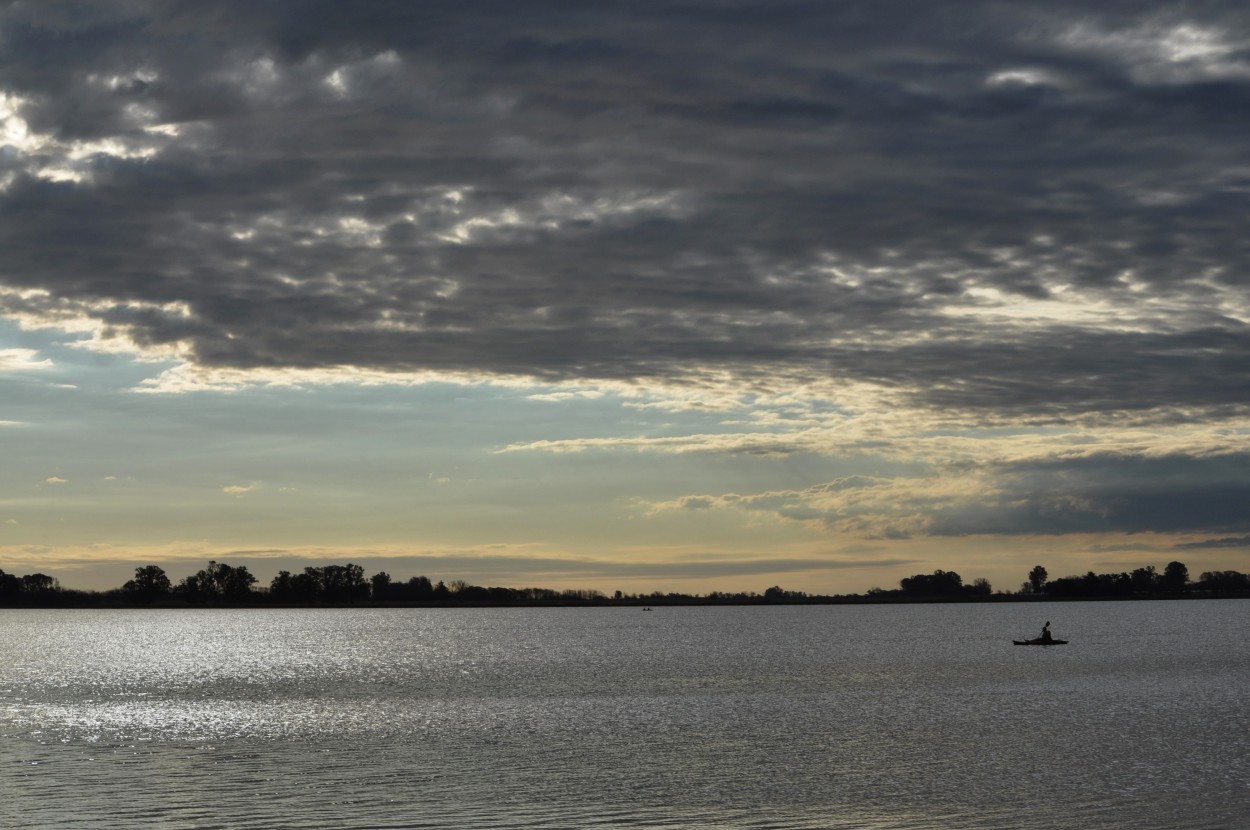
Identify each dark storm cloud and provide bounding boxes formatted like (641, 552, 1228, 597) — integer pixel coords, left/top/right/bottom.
(855, 327, 1250, 420)
(3, 1, 1250, 417)
(927, 452, 1250, 536)
(1174, 535, 1250, 550)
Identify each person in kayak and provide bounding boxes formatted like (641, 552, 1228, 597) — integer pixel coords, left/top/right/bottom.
(1040, 621, 1053, 642)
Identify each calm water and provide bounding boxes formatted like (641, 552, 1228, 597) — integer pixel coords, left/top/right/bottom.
(1, 601, 1246, 829)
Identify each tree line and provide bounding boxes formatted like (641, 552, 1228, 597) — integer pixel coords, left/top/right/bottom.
(0, 561, 626, 607)
(864, 561, 1249, 600)
(0, 559, 1246, 607)
(1014, 561, 1250, 598)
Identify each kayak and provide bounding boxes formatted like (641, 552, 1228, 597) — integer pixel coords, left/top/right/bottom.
(1013, 638, 1068, 645)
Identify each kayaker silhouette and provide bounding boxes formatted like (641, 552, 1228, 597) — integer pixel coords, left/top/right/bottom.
(1013, 622, 1067, 645)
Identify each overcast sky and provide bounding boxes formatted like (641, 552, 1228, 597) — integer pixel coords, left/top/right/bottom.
(2, 1, 1249, 593)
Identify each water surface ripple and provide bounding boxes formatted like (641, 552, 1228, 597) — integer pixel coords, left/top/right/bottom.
(2, 602, 1246, 829)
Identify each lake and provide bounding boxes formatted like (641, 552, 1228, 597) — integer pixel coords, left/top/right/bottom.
(1, 601, 1246, 829)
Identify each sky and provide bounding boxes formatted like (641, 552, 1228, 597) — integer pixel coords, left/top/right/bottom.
(2, 0, 1250, 595)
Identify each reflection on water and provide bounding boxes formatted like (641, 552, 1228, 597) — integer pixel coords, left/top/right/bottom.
(2, 602, 1247, 829)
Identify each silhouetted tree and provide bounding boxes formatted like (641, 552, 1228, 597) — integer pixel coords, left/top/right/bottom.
(214, 561, 257, 601)
(265, 564, 370, 603)
(763, 585, 807, 601)
(1196, 570, 1250, 593)
(488, 586, 517, 603)
(371, 571, 393, 601)
(290, 568, 322, 602)
(1130, 565, 1158, 593)
(1046, 570, 1134, 598)
(1027, 565, 1048, 594)
(21, 573, 59, 594)
(406, 575, 433, 600)
(177, 572, 209, 603)
(269, 570, 296, 602)
(519, 586, 559, 602)
(900, 570, 965, 597)
(455, 584, 491, 602)
(560, 588, 606, 602)
(1081, 571, 1101, 594)
(1161, 561, 1189, 593)
(318, 563, 368, 603)
(178, 561, 255, 603)
(122, 565, 172, 604)
(0, 569, 22, 600)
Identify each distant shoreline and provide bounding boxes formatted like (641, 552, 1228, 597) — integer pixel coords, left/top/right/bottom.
(5, 560, 1245, 608)
(2, 591, 1247, 610)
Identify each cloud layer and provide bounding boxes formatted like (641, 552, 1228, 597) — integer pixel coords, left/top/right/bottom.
(1, 1, 1247, 421)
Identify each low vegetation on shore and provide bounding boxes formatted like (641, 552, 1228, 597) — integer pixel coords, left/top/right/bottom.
(0, 559, 1247, 607)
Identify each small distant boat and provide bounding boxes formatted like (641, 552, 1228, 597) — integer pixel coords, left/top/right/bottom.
(1013, 638, 1068, 646)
